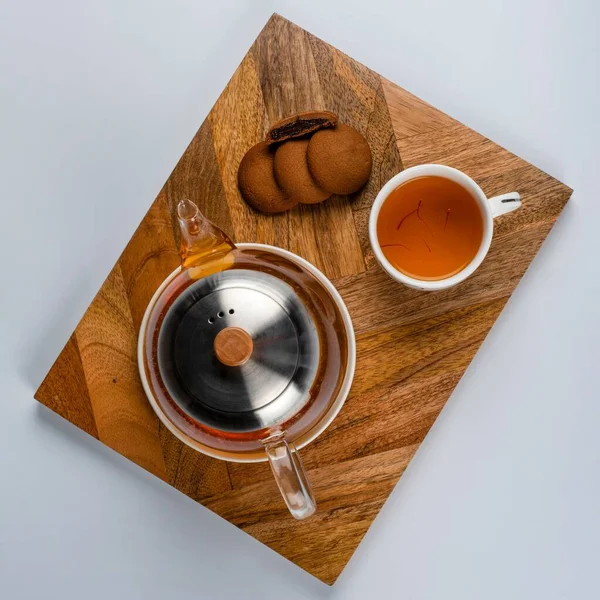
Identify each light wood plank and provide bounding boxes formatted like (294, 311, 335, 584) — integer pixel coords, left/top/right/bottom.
(75, 265, 167, 480)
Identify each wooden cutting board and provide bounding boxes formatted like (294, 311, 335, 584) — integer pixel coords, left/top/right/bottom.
(35, 14, 571, 585)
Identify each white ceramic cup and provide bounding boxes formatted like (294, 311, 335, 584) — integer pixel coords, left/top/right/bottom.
(369, 164, 521, 291)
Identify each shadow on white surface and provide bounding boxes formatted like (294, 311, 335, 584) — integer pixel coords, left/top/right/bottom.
(18, 276, 99, 390)
(32, 402, 335, 599)
(34, 404, 159, 485)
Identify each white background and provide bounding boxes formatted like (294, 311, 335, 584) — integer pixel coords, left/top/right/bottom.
(1, 1, 599, 598)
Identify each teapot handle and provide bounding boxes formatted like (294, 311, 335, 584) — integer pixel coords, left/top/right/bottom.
(263, 433, 316, 520)
(488, 192, 521, 218)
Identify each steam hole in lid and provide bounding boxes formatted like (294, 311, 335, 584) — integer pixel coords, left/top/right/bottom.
(208, 317, 214, 324)
(229, 309, 235, 314)
(218, 311, 224, 318)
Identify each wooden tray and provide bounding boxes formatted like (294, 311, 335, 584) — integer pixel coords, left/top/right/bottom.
(35, 14, 571, 585)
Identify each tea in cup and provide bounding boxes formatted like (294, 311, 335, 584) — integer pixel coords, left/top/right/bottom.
(369, 164, 521, 290)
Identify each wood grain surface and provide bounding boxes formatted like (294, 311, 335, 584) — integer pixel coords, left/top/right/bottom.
(35, 14, 571, 585)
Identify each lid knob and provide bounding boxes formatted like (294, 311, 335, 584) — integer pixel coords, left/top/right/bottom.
(213, 327, 253, 367)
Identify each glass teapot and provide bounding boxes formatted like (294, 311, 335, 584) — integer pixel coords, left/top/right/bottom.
(138, 199, 355, 519)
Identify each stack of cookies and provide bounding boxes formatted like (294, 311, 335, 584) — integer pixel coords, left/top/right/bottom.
(238, 111, 372, 213)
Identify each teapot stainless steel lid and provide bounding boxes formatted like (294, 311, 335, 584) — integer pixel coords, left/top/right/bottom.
(157, 269, 320, 433)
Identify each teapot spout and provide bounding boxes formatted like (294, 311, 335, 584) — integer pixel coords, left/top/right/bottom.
(177, 199, 236, 270)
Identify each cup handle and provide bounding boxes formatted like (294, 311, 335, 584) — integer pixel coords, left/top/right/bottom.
(263, 433, 316, 520)
(489, 192, 522, 218)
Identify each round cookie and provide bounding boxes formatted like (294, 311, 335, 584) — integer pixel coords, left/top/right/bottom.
(274, 139, 330, 205)
(307, 124, 373, 195)
(238, 142, 298, 213)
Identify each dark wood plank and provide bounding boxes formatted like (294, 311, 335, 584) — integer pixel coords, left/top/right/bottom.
(307, 31, 403, 269)
(158, 424, 232, 499)
(251, 15, 365, 279)
(118, 190, 180, 333)
(35, 334, 99, 439)
(308, 35, 403, 212)
(209, 52, 277, 245)
(164, 119, 235, 242)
